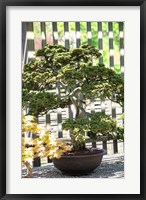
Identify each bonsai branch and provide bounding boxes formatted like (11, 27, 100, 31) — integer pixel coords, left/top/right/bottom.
(70, 96, 91, 118)
(69, 87, 82, 97)
(57, 80, 67, 88)
(108, 97, 123, 107)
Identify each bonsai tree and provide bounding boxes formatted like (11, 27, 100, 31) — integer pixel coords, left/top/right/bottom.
(22, 44, 124, 152)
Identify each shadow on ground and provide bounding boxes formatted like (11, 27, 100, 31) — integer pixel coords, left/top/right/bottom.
(22, 154, 124, 178)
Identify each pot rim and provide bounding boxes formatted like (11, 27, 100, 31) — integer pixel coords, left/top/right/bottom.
(53, 148, 106, 159)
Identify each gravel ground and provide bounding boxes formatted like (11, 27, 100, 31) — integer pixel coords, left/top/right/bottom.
(22, 153, 124, 178)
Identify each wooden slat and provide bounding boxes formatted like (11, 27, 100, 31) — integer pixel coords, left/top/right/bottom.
(87, 23, 95, 117)
(64, 22, 69, 48)
(98, 22, 103, 64)
(22, 22, 27, 68)
(108, 22, 114, 69)
(97, 23, 105, 115)
(108, 22, 118, 153)
(75, 22, 80, 47)
(64, 22, 73, 121)
(97, 23, 107, 149)
(40, 22, 47, 47)
(119, 22, 124, 131)
(26, 22, 35, 63)
(56, 82, 62, 138)
(52, 22, 58, 44)
(46, 113, 51, 132)
(113, 139, 118, 154)
(119, 22, 124, 75)
(52, 22, 62, 137)
(87, 22, 92, 45)
(92, 141, 96, 148)
(102, 141, 107, 154)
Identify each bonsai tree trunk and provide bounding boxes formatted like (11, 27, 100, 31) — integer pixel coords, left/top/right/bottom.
(70, 91, 91, 119)
(70, 133, 86, 150)
(69, 93, 91, 150)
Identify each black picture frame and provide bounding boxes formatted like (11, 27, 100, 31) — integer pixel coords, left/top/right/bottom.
(0, 0, 145, 199)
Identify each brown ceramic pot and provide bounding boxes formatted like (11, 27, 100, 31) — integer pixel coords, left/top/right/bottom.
(52, 148, 106, 175)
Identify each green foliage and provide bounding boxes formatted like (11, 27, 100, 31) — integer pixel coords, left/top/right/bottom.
(87, 113, 117, 139)
(23, 44, 123, 114)
(116, 126, 124, 140)
(22, 91, 62, 116)
(22, 44, 124, 151)
(62, 117, 89, 135)
(62, 117, 88, 150)
(62, 112, 119, 149)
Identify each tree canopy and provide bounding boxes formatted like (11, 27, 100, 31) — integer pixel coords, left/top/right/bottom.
(22, 44, 124, 117)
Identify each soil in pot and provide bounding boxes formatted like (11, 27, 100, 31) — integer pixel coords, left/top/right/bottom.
(52, 148, 106, 176)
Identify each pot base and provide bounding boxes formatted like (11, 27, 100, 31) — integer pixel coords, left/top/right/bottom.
(52, 148, 106, 176)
